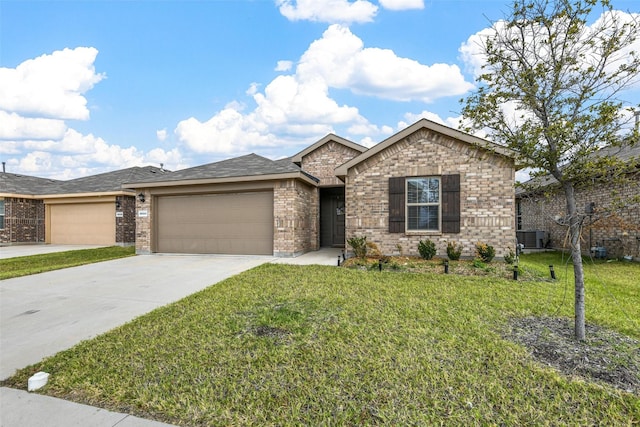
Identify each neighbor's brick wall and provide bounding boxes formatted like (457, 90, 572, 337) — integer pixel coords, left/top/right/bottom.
(115, 195, 136, 245)
(0, 197, 45, 244)
(345, 128, 516, 258)
(135, 190, 152, 254)
(274, 179, 318, 256)
(518, 172, 640, 259)
(301, 142, 362, 186)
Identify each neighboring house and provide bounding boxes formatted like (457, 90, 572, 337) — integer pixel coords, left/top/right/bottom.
(0, 173, 61, 244)
(0, 166, 166, 246)
(516, 144, 640, 260)
(125, 119, 518, 258)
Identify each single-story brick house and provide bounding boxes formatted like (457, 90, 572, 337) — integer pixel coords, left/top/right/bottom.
(125, 119, 518, 258)
(516, 143, 640, 260)
(0, 166, 165, 246)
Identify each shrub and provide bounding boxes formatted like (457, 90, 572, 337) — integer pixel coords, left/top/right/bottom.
(347, 236, 368, 258)
(475, 242, 495, 263)
(504, 248, 516, 265)
(446, 241, 462, 260)
(418, 239, 437, 260)
(366, 241, 382, 259)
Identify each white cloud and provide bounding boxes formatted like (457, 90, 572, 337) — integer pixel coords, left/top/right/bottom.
(459, 10, 640, 84)
(399, 111, 464, 131)
(299, 25, 474, 102)
(275, 60, 293, 72)
(156, 129, 168, 142)
(0, 111, 67, 140)
(0, 48, 185, 179)
(174, 24, 476, 156)
(0, 47, 105, 120)
(276, 0, 378, 24)
(176, 106, 277, 154)
(378, 0, 424, 11)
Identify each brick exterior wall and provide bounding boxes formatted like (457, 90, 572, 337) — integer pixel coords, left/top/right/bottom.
(135, 191, 152, 254)
(301, 142, 362, 186)
(135, 181, 319, 257)
(518, 172, 640, 259)
(0, 197, 45, 244)
(115, 195, 136, 245)
(274, 179, 318, 256)
(345, 128, 516, 258)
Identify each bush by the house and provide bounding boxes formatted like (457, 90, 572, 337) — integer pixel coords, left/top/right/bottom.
(347, 236, 368, 258)
(418, 239, 437, 260)
(504, 248, 516, 265)
(475, 242, 495, 263)
(366, 241, 383, 259)
(446, 241, 463, 260)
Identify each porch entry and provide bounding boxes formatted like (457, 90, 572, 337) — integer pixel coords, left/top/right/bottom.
(320, 187, 345, 248)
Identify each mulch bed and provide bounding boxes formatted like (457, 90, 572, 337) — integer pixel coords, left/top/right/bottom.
(504, 316, 640, 395)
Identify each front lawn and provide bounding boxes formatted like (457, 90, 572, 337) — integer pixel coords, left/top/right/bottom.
(2, 257, 639, 425)
(0, 246, 135, 280)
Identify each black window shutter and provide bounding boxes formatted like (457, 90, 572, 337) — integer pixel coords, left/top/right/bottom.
(388, 177, 405, 233)
(442, 174, 461, 233)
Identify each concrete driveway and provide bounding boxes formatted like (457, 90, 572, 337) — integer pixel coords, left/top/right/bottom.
(0, 253, 273, 380)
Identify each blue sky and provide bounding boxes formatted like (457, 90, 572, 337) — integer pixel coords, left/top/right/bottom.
(1, 0, 638, 180)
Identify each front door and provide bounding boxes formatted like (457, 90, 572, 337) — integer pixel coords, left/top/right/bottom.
(320, 187, 345, 247)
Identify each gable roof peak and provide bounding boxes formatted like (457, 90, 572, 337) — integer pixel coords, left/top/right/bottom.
(335, 118, 517, 177)
(291, 134, 367, 164)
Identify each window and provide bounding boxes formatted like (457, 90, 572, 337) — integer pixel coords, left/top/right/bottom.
(516, 200, 522, 231)
(407, 177, 440, 231)
(389, 175, 460, 234)
(0, 199, 5, 229)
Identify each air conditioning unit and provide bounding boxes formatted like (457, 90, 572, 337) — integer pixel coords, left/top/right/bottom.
(516, 231, 546, 249)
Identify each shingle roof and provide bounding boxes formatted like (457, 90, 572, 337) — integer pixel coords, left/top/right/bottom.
(1, 166, 168, 196)
(124, 153, 306, 185)
(52, 166, 168, 194)
(516, 143, 640, 194)
(0, 173, 62, 195)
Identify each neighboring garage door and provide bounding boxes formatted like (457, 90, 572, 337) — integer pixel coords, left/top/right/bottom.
(49, 203, 115, 245)
(156, 191, 274, 255)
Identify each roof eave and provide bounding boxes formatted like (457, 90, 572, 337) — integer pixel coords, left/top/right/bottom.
(122, 171, 318, 189)
(37, 190, 134, 199)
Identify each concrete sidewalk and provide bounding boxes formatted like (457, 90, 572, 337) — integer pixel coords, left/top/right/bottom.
(0, 244, 110, 259)
(1, 247, 340, 426)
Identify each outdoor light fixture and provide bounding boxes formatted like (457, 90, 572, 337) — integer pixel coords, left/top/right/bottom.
(115, 200, 121, 209)
(138, 193, 145, 203)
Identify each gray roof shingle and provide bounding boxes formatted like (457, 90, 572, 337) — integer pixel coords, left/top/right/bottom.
(517, 143, 640, 194)
(124, 153, 306, 185)
(53, 166, 168, 194)
(0, 173, 63, 195)
(1, 166, 168, 195)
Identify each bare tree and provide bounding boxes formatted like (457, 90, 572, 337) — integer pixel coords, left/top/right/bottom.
(461, 0, 639, 340)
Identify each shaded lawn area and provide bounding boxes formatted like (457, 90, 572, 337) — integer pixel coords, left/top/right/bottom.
(3, 255, 639, 425)
(0, 246, 135, 280)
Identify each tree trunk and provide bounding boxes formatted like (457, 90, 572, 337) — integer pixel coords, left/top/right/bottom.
(563, 183, 586, 341)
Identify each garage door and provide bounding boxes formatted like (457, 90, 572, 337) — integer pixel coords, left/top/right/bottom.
(49, 203, 115, 245)
(156, 191, 274, 255)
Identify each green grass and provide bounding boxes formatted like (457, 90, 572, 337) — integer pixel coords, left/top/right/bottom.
(519, 252, 640, 337)
(3, 253, 638, 426)
(0, 246, 135, 280)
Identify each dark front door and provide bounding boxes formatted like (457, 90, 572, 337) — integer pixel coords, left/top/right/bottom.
(320, 187, 345, 247)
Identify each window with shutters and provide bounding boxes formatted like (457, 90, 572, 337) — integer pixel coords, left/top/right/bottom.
(389, 175, 460, 234)
(406, 177, 440, 231)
